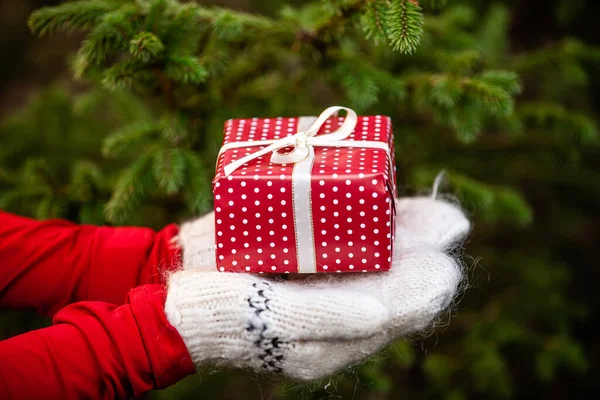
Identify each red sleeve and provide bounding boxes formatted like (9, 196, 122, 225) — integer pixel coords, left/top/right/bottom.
(0, 285, 195, 399)
(0, 210, 182, 316)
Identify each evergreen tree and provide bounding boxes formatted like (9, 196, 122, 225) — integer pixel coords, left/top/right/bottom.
(1, 0, 599, 398)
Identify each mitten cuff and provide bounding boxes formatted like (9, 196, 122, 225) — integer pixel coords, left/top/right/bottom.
(177, 212, 216, 271)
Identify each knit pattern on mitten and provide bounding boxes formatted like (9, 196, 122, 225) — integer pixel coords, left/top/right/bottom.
(164, 271, 389, 374)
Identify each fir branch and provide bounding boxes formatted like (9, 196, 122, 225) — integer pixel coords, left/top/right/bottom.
(439, 4, 475, 27)
(445, 101, 484, 142)
(519, 102, 598, 142)
(454, 175, 532, 226)
(28, 0, 115, 36)
(101, 60, 154, 90)
(430, 75, 463, 107)
(102, 122, 159, 157)
(76, 6, 138, 68)
(407, 72, 516, 140)
(386, 0, 424, 54)
(36, 197, 68, 220)
(152, 148, 186, 194)
(494, 188, 533, 226)
(159, 112, 189, 143)
(143, 0, 169, 36)
(335, 59, 405, 110)
(104, 151, 154, 223)
(182, 150, 211, 215)
(78, 202, 108, 224)
(478, 3, 509, 64)
(163, 3, 205, 56)
(73, 87, 151, 123)
(0, 186, 50, 210)
(296, 0, 366, 53)
(164, 55, 208, 84)
(513, 39, 596, 75)
(423, 5, 475, 46)
(478, 70, 522, 95)
(412, 169, 533, 226)
(129, 31, 165, 63)
(337, 65, 380, 110)
(22, 158, 56, 195)
(195, 6, 276, 37)
(360, 0, 388, 45)
(0, 190, 29, 212)
(211, 10, 244, 41)
(433, 49, 480, 73)
(68, 160, 103, 201)
(464, 78, 514, 116)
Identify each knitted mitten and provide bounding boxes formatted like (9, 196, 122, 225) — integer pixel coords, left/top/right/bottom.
(165, 196, 470, 380)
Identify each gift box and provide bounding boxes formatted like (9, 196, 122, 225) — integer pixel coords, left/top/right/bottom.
(213, 106, 396, 273)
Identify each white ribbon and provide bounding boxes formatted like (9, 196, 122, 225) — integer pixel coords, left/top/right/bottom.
(217, 106, 393, 273)
(291, 116, 318, 273)
(220, 106, 362, 176)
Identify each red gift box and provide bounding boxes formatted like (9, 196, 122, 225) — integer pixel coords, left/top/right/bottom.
(213, 106, 396, 273)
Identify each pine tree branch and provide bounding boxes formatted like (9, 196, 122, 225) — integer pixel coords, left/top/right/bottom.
(129, 31, 165, 63)
(104, 150, 154, 223)
(152, 147, 186, 194)
(386, 0, 424, 54)
(361, 0, 389, 45)
(518, 102, 598, 142)
(28, 0, 116, 35)
(102, 121, 158, 157)
(164, 55, 208, 84)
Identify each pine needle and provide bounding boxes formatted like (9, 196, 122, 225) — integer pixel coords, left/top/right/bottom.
(386, 0, 424, 54)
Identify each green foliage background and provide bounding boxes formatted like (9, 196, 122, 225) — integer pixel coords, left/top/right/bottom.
(1, 0, 599, 398)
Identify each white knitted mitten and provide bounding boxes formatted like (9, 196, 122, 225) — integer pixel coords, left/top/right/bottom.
(165, 196, 470, 380)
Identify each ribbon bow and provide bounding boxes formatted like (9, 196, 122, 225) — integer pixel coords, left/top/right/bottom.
(220, 106, 358, 177)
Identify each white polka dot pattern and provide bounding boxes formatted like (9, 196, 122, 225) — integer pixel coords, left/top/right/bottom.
(213, 114, 396, 273)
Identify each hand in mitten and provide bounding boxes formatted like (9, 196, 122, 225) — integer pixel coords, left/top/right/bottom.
(165, 196, 470, 380)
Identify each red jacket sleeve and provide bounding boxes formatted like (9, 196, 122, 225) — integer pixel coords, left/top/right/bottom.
(0, 285, 195, 399)
(0, 210, 182, 316)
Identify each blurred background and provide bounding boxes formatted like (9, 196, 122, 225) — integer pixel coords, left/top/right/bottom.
(0, 0, 599, 398)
